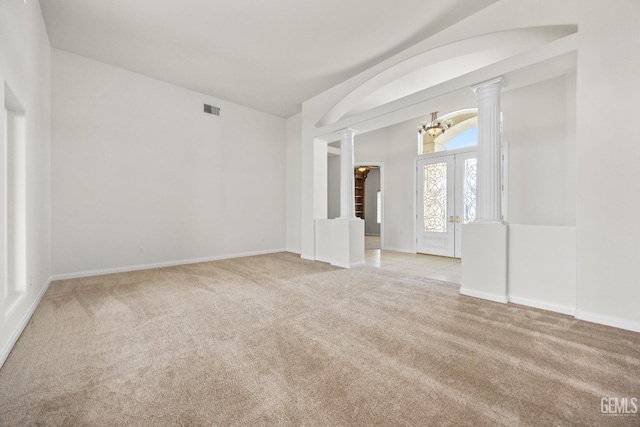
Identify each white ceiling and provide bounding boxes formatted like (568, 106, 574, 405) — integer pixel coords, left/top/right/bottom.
(38, 0, 498, 118)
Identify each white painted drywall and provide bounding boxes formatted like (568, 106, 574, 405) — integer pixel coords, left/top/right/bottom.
(0, 0, 52, 366)
(503, 73, 576, 226)
(51, 50, 286, 275)
(286, 113, 302, 253)
(508, 225, 576, 314)
(574, 1, 640, 330)
(314, 219, 333, 263)
(461, 223, 508, 303)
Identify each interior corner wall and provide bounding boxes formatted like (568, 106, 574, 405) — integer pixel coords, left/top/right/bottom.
(285, 113, 302, 253)
(51, 50, 286, 275)
(0, 0, 52, 365)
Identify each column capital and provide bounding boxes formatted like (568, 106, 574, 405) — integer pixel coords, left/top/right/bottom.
(471, 77, 507, 95)
(336, 127, 358, 137)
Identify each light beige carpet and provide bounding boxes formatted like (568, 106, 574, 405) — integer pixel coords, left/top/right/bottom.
(0, 252, 639, 426)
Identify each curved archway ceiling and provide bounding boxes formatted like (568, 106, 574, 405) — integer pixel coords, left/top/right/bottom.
(316, 25, 577, 127)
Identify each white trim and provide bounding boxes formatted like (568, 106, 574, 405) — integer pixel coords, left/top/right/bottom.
(0, 277, 52, 368)
(508, 296, 575, 316)
(416, 145, 478, 161)
(331, 260, 366, 269)
(315, 256, 332, 264)
(285, 248, 302, 255)
(460, 287, 508, 304)
(327, 146, 341, 156)
(437, 108, 478, 122)
(575, 310, 640, 334)
(51, 249, 287, 281)
(500, 141, 509, 222)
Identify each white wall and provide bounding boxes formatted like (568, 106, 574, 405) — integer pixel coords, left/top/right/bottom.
(52, 50, 286, 276)
(574, 1, 640, 330)
(0, 0, 52, 366)
(502, 74, 578, 317)
(285, 114, 302, 253)
(503, 73, 576, 226)
(509, 225, 576, 314)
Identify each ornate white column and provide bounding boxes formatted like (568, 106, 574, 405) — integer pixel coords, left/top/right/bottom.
(471, 77, 506, 223)
(461, 76, 508, 304)
(337, 128, 356, 219)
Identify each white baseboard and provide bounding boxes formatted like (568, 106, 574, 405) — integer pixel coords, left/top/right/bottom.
(0, 277, 52, 368)
(460, 287, 508, 304)
(51, 248, 287, 281)
(331, 261, 366, 269)
(285, 248, 301, 255)
(575, 310, 640, 333)
(508, 296, 575, 316)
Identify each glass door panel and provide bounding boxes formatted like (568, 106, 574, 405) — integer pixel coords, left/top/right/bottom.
(416, 156, 455, 257)
(417, 149, 477, 258)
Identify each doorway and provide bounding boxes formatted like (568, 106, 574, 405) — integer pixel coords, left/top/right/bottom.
(355, 163, 383, 250)
(416, 148, 476, 258)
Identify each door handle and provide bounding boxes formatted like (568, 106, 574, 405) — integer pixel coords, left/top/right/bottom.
(448, 216, 454, 223)
(455, 216, 461, 223)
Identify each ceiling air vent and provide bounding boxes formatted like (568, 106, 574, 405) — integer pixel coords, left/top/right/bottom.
(204, 104, 220, 116)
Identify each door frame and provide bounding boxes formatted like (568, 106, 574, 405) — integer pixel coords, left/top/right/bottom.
(355, 161, 384, 250)
(414, 146, 477, 255)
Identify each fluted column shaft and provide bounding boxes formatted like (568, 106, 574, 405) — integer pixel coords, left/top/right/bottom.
(338, 128, 356, 219)
(472, 77, 506, 223)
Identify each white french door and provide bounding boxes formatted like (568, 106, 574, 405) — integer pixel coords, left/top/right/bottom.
(416, 149, 477, 258)
(453, 151, 477, 258)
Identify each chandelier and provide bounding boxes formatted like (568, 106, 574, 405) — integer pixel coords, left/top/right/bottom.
(418, 111, 452, 137)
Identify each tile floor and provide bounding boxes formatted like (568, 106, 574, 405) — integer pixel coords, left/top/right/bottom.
(365, 244, 462, 285)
